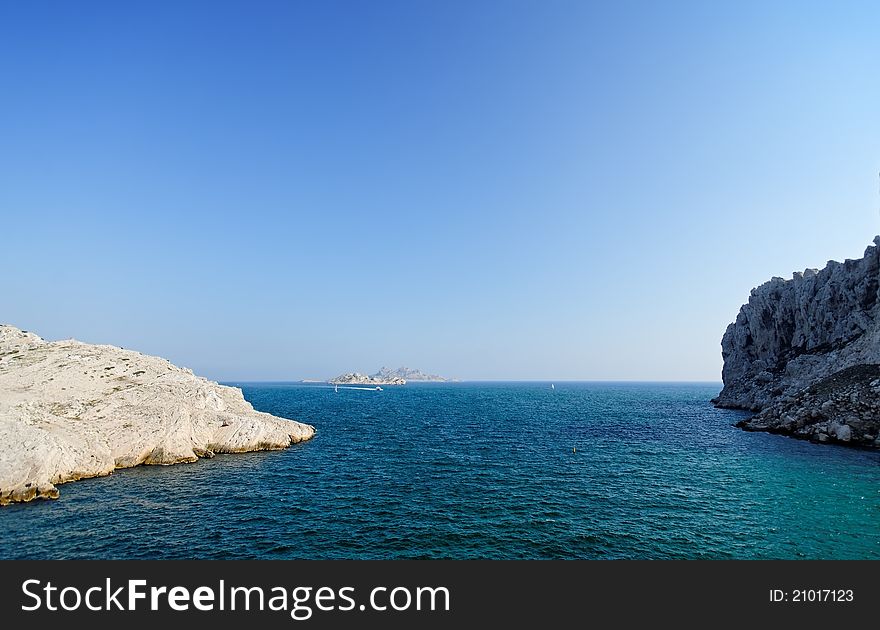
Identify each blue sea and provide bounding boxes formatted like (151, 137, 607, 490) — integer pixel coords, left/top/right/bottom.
(2, 382, 879, 559)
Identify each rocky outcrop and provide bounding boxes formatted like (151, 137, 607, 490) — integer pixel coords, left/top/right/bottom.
(714, 237, 880, 411)
(0, 325, 315, 505)
(713, 236, 880, 448)
(329, 372, 406, 385)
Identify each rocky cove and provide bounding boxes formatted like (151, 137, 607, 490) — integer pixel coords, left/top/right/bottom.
(0, 326, 315, 505)
(714, 236, 880, 448)
(4, 237, 878, 509)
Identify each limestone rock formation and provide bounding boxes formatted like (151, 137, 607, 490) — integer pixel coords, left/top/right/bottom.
(715, 237, 880, 411)
(714, 236, 880, 448)
(0, 325, 315, 505)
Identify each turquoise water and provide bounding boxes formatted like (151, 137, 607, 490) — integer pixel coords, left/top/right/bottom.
(1, 382, 878, 559)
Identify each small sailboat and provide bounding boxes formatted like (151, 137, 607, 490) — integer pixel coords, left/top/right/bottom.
(551, 383, 555, 390)
(334, 384, 338, 393)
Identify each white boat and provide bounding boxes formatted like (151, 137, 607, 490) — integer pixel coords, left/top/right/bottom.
(551, 384, 555, 390)
(334, 384, 338, 393)
(375, 386, 383, 391)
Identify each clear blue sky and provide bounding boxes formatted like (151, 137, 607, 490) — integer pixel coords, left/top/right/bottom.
(1, 1, 878, 381)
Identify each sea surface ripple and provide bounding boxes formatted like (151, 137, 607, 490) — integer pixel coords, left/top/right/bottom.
(2, 382, 878, 559)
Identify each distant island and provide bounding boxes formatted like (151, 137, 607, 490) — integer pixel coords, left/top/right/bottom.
(329, 372, 406, 386)
(326, 366, 454, 385)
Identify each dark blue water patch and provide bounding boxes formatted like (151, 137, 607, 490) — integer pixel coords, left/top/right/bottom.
(1, 382, 878, 559)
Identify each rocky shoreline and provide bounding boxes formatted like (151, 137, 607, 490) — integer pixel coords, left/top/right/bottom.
(0, 325, 315, 505)
(735, 364, 880, 447)
(714, 237, 880, 448)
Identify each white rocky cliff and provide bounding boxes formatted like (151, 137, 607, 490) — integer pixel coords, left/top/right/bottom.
(0, 326, 315, 505)
(714, 236, 880, 447)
